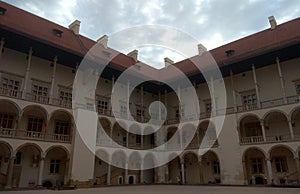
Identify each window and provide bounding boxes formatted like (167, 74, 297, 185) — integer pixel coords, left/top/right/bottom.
(296, 83, 300, 95)
(59, 88, 72, 102)
(275, 157, 288, 173)
(205, 100, 212, 113)
(14, 152, 21, 165)
(150, 134, 155, 145)
(97, 100, 108, 111)
(175, 106, 184, 119)
(55, 120, 70, 135)
(27, 117, 43, 132)
(0, 156, 2, 168)
(251, 158, 263, 173)
(0, 113, 14, 128)
(241, 90, 257, 106)
(32, 84, 48, 97)
(120, 105, 127, 114)
(50, 159, 60, 174)
(213, 160, 220, 174)
(1, 77, 20, 97)
(136, 108, 145, 118)
(136, 135, 141, 144)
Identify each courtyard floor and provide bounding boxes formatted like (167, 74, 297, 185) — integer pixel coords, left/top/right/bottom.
(2, 185, 300, 194)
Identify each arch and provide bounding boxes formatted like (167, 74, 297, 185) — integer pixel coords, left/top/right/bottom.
(95, 148, 111, 162)
(128, 151, 142, 170)
(48, 109, 73, 136)
(49, 109, 73, 121)
(0, 140, 13, 157)
(16, 142, 42, 153)
(0, 99, 20, 115)
(111, 150, 127, 168)
(21, 105, 48, 121)
(45, 145, 70, 159)
(238, 113, 261, 125)
(262, 110, 289, 122)
(268, 144, 295, 158)
(242, 147, 268, 160)
(289, 105, 300, 121)
(183, 151, 200, 184)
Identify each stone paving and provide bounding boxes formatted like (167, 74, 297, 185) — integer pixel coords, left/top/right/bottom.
(2, 185, 300, 194)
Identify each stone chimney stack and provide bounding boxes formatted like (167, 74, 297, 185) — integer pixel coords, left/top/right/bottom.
(127, 50, 138, 62)
(164, 57, 174, 67)
(198, 44, 207, 56)
(97, 35, 108, 49)
(69, 20, 81, 35)
(269, 16, 277, 30)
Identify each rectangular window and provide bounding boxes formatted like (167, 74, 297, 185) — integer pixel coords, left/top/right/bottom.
(50, 159, 60, 174)
(31, 80, 50, 104)
(55, 120, 70, 135)
(241, 90, 257, 106)
(251, 158, 263, 173)
(275, 157, 288, 173)
(59, 89, 72, 102)
(27, 117, 43, 132)
(175, 106, 185, 119)
(32, 84, 48, 97)
(120, 105, 127, 114)
(205, 101, 212, 113)
(213, 160, 220, 174)
(136, 135, 141, 144)
(97, 100, 108, 112)
(0, 113, 14, 129)
(1, 76, 21, 97)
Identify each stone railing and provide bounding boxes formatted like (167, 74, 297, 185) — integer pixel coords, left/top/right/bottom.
(0, 128, 71, 143)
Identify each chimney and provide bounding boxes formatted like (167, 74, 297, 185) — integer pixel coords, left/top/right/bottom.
(164, 57, 174, 67)
(197, 44, 207, 56)
(127, 50, 138, 62)
(69, 20, 81, 35)
(268, 16, 277, 30)
(97, 35, 108, 49)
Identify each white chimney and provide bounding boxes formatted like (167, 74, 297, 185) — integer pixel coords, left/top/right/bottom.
(164, 57, 174, 67)
(69, 20, 81, 35)
(127, 50, 138, 62)
(97, 35, 108, 49)
(269, 16, 277, 30)
(197, 44, 207, 56)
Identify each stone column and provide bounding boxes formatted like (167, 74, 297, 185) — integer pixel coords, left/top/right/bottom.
(37, 154, 45, 186)
(230, 71, 237, 112)
(141, 86, 144, 122)
(126, 132, 129, 147)
(288, 119, 295, 140)
(294, 157, 300, 184)
(252, 65, 261, 108)
(260, 120, 266, 142)
(210, 76, 216, 116)
(127, 80, 130, 120)
(180, 157, 185, 184)
(242, 160, 248, 185)
(276, 57, 287, 104)
(49, 56, 58, 104)
(125, 162, 128, 184)
(140, 161, 144, 184)
(64, 158, 70, 186)
(266, 158, 273, 185)
(107, 163, 111, 185)
(0, 38, 4, 58)
(198, 156, 204, 184)
(5, 154, 16, 189)
(22, 47, 33, 99)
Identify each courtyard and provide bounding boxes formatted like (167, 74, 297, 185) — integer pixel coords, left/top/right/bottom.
(2, 185, 300, 194)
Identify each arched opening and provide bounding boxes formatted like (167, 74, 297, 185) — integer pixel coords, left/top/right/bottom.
(44, 146, 69, 187)
(269, 146, 296, 185)
(181, 124, 197, 150)
(201, 151, 221, 184)
(128, 152, 141, 184)
(143, 126, 155, 149)
(128, 124, 142, 149)
(239, 115, 263, 144)
(0, 141, 12, 188)
(111, 151, 126, 185)
(15, 144, 42, 188)
(20, 105, 47, 140)
(198, 121, 218, 148)
(143, 153, 156, 184)
(184, 152, 200, 184)
(264, 112, 290, 142)
(168, 155, 181, 183)
(291, 108, 300, 139)
(166, 127, 180, 150)
(94, 149, 110, 185)
(243, 148, 267, 185)
(112, 123, 127, 147)
(97, 118, 112, 146)
(48, 110, 72, 142)
(0, 100, 19, 137)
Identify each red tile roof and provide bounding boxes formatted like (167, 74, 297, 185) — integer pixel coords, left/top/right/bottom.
(1, 1, 300, 78)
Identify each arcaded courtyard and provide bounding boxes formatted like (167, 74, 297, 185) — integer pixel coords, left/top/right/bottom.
(2, 185, 300, 194)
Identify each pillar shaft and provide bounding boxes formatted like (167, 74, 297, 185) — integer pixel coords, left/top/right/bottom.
(276, 57, 287, 103)
(107, 164, 111, 185)
(22, 47, 33, 99)
(252, 65, 261, 108)
(49, 56, 58, 104)
(5, 156, 15, 189)
(266, 158, 273, 185)
(37, 156, 45, 186)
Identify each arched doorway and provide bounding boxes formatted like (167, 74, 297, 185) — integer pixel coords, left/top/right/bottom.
(243, 148, 267, 185)
(201, 151, 221, 184)
(269, 146, 296, 185)
(183, 152, 200, 184)
(15, 144, 42, 188)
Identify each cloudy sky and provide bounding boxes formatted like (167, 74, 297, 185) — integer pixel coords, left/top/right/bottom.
(4, 0, 300, 68)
